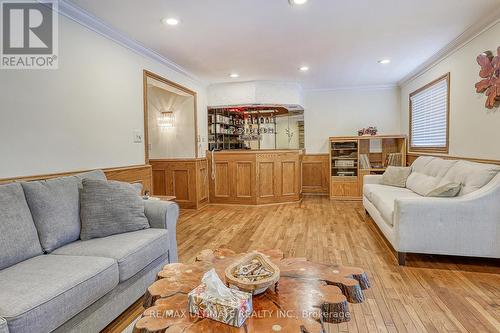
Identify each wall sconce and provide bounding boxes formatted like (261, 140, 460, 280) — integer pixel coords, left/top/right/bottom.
(158, 109, 175, 129)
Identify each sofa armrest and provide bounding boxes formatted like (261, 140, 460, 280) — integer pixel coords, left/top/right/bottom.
(0, 317, 9, 333)
(143, 200, 179, 263)
(393, 189, 500, 256)
(363, 175, 383, 185)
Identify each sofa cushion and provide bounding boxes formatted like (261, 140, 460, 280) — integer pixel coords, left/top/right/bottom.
(439, 160, 500, 195)
(20, 170, 107, 253)
(80, 179, 150, 241)
(0, 255, 118, 333)
(52, 228, 169, 282)
(0, 183, 43, 270)
(364, 184, 421, 226)
(406, 156, 457, 196)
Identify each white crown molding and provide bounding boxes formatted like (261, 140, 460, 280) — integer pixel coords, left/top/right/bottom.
(398, 8, 500, 86)
(304, 84, 398, 93)
(52, 0, 203, 85)
(208, 79, 302, 87)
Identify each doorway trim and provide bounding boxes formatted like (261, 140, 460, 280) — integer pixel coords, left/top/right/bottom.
(143, 70, 198, 163)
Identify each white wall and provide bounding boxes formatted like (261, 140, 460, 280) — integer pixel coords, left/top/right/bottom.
(208, 81, 303, 106)
(400, 21, 500, 160)
(303, 87, 401, 153)
(0, 15, 207, 178)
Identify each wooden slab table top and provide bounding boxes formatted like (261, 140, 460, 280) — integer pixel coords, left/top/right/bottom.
(134, 248, 370, 333)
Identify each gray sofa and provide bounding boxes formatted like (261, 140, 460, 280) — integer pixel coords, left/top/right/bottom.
(0, 170, 179, 333)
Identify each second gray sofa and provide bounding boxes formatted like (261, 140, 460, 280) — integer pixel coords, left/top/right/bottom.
(0, 170, 179, 333)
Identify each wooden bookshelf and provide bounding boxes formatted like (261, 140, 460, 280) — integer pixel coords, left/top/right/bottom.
(329, 135, 407, 200)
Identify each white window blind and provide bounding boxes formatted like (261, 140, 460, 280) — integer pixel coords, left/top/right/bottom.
(410, 76, 448, 149)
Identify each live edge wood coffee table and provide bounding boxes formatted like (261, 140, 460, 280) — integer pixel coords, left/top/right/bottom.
(134, 249, 370, 333)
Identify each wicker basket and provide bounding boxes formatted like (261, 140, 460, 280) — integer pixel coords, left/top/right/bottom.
(224, 251, 280, 295)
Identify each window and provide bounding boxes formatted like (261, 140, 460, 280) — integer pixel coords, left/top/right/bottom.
(409, 73, 450, 153)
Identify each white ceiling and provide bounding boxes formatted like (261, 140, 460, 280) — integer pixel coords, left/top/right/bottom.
(69, 0, 500, 89)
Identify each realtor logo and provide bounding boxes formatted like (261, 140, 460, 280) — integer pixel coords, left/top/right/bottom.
(1, 0, 58, 69)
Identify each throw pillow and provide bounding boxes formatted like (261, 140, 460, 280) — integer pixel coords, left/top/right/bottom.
(80, 179, 149, 240)
(131, 182, 143, 195)
(381, 166, 412, 188)
(425, 183, 462, 197)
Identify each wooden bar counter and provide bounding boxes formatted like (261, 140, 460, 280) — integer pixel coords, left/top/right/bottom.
(208, 150, 303, 205)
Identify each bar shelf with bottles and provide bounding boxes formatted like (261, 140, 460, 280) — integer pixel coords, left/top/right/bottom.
(208, 107, 277, 150)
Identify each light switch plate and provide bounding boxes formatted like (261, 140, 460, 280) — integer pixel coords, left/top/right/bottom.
(133, 130, 143, 143)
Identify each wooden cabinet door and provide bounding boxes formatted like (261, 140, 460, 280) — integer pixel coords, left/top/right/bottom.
(280, 159, 299, 197)
(257, 159, 277, 202)
(212, 161, 230, 198)
(166, 163, 197, 209)
(233, 161, 255, 200)
(151, 160, 198, 209)
(256, 152, 301, 204)
(209, 154, 256, 204)
(331, 178, 359, 199)
(343, 182, 359, 197)
(331, 182, 344, 196)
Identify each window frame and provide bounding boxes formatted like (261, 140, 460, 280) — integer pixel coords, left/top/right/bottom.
(409, 72, 450, 154)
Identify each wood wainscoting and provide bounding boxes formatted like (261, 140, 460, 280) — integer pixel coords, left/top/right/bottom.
(407, 152, 500, 166)
(150, 159, 208, 209)
(0, 165, 152, 193)
(104, 165, 152, 193)
(301, 154, 329, 195)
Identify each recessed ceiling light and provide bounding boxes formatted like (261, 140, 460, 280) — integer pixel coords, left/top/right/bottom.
(289, 0, 308, 5)
(299, 66, 309, 72)
(378, 59, 391, 64)
(229, 73, 239, 78)
(161, 17, 179, 26)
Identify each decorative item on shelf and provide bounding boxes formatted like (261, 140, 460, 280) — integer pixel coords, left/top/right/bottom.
(386, 153, 402, 166)
(357, 126, 378, 136)
(188, 269, 252, 327)
(475, 47, 500, 109)
(285, 128, 294, 143)
(359, 154, 371, 169)
(224, 251, 280, 295)
(157, 109, 175, 129)
(335, 159, 355, 167)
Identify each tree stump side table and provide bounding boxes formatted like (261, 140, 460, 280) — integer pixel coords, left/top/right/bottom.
(134, 248, 370, 333)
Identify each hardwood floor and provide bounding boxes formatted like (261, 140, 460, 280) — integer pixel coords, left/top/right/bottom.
(104, 196, 500, 333)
